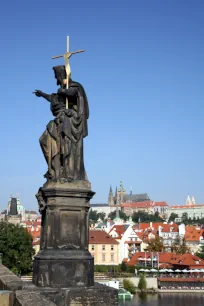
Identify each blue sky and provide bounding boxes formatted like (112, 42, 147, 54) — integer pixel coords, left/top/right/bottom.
(0, 0, 203, 211)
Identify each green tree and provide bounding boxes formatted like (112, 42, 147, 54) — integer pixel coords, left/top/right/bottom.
(108, 210, 128, 221)
(89, 209, 98, 222)
(171, 237, 190, 254)
(182, 212, 188, 220)
(97, 212, 106, 221)
(120, 261, 127, 272)
(146, 236, 164, 252)
(196, 245, 204, 260)
(123, 279, 136, 294)
(0, 222, 34, 275)
(132, 211, 163, 223)
(168, 213, 178, 223)
(138, 274, 147, 292)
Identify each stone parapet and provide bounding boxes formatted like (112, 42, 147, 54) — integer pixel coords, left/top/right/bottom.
(0, 265, 23, 291)
(0, 265, 118, 305)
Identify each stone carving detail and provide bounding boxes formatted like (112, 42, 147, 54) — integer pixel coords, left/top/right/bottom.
(35, 189, 46, 213)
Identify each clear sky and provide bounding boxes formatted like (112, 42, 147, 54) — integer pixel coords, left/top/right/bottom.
(0, 0, 203, 211)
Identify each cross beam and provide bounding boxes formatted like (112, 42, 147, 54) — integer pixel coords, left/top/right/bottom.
(52, 36, 85, 109)
(52, 50, 85, 60)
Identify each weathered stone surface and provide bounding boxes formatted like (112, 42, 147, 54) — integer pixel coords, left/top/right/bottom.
(0, 265, 118, 305)
(0, 265, 23, 291)
(65, 283, 118, 306)
(0, 291, 14, 306)
(33, 183, 95, 288)
(41, 283, 118, 306)
(14, 290, 57, 306)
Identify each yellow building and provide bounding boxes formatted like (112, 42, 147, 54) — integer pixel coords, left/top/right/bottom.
(89, 230, 119, 265)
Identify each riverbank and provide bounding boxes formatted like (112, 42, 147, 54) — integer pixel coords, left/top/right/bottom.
(158, 289, 204, 293)
(133, 288, 204, 293)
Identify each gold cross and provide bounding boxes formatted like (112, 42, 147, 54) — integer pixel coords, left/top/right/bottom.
(52, 36, 85, 109)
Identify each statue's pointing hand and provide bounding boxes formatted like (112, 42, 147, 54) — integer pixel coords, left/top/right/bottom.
(33, 90, 43, 97)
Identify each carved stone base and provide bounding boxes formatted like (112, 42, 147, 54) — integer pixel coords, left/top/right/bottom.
(33, 250, 94, 288)
(41, 283, 118, 306)
(33, 181, 95, 288)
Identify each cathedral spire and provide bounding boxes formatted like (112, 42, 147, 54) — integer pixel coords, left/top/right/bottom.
(115, 186, 118, 196)
(109, 185, 113, 195)
(116, 196, 119, 219)
(108, 185, 114, 207)
(186, 194, 192, 206)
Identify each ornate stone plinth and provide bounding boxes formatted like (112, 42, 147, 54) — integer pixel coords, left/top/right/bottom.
(33, 180, 95, 288)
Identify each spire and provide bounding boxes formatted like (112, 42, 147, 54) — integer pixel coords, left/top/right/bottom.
(130, 186, 132, 195)
(109, 185, 113, 195)
(186, 194, 192, 206)
(116, 197, 119, 219)
(192, 196, 196, 205)
(8, 198, 18, 216)
(115, 186, 118, 196)
(119, 180, 124, 191)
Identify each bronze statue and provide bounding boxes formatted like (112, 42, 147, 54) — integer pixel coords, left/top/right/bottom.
(34, 66, 89, 182)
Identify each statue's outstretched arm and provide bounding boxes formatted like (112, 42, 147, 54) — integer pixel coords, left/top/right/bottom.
(33, 90, 52, 102)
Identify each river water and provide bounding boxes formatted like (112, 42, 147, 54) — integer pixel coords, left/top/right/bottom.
(119, 293, 204, 306)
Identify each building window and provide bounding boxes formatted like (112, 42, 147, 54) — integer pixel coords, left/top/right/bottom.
(102, 254, 106, 262)
(111, 254, 114, 262)
(91, 245, 94, 251)
(111, 245, 114, 251)
(102, 245, 105, 251)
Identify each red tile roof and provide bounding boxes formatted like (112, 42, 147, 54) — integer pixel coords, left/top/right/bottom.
(168, 254, 204, 268)
(184, 226, 204, 242)
(171, 204, 204, 209)
(25, 221, 41, 226)
(159, 224, 178, 233)
(109, 225, 129, 239)
(127, 252, 174, 266)
(27, 227, 41, 239)
(121, 201, 152, 208)
(152, 202, 168, 207)
(159, 278, 204, 283)
(121, 201, 168, 208)
(136, 223, 164, 231)
(89, 230, 118, 244)
(134, 222, 177, 232)
(126, 252, 204, 269)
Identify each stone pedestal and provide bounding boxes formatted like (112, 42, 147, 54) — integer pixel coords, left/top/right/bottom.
(33, 180, 95, 288)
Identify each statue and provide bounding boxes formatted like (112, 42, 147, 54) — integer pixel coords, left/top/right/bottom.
(33, 40, 88, 182)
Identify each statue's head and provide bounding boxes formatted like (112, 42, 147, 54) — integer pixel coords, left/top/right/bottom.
(53, 66, 66, 86)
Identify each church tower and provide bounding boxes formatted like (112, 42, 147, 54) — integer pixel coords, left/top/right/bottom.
(191, 196, 196, 205)
(186, 194, 192, 206)
(108, 185, 114, 207)
(118, 181, 126, 204)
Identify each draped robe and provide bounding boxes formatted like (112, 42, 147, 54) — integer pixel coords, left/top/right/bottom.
(39, 80, 89, 181)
